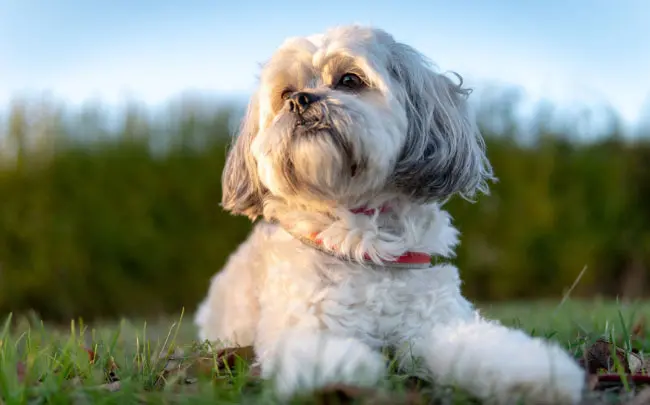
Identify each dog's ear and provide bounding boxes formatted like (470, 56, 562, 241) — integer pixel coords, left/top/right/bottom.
(221, 92, 267, 220)
(388, 43, 495, 203)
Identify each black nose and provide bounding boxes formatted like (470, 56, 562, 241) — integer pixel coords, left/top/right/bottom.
(288, 92, 320, 114)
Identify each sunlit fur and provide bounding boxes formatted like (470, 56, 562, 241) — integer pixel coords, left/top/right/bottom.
(196, 25, 585, 404)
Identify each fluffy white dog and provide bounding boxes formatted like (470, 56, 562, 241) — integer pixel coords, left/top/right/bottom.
(195, 25, 586, 404)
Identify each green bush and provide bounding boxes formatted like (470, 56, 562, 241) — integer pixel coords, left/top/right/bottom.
(0, 96, 649, 320)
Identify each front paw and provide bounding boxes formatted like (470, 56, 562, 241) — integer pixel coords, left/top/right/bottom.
(492, 340, 586, 404)
(261, 331, 386, 400)
(424, 321, 586, 404)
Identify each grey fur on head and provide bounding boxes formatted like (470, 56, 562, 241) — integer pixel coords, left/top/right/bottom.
(387, 42, 495, 202)
(220, 25, 496, 220)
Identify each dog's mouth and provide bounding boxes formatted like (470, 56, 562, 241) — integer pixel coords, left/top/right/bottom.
(278, 106, 364, 183)
(292, 119, 331, 136)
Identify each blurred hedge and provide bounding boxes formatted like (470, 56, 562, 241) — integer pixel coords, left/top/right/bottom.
(1, 95, 649, 320)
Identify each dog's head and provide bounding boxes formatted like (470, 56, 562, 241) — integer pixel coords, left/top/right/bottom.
(222, 25, 495, 220)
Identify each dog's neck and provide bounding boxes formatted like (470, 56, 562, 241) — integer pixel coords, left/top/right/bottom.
(263, 198, 460, 266)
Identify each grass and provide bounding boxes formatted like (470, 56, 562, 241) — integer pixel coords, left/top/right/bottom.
(1, 299, 650, 404)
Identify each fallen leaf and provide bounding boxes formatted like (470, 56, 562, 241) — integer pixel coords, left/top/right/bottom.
(185, 356, 218, 379)
(629, 351, 647, 375)
(580, 339, 630, 374)
(578, 338, 650, 393)
(86, 348, 97, 364)
(152, 349, 219, 389)
(214, 346, 255, 369)
(82, 346, 120, 383)
(152, 354, 185, 389)
(146, 346, 261, 392)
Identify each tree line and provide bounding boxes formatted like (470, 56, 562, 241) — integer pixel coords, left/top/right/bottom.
(0, 94, 649, 321)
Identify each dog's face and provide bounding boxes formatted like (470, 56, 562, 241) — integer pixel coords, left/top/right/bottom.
(222, 25, 494, 219)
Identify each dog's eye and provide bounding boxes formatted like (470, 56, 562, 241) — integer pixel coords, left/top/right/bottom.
(336, 73, 364, 91)
(281, 89, 293, 100)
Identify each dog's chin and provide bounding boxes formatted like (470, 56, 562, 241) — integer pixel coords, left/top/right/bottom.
(286, 128, 358, 198)
(255, 123, 364, 203)
(291, 122, 329, 138)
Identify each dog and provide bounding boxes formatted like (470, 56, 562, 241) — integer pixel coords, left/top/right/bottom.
(195, 25, 586, 404)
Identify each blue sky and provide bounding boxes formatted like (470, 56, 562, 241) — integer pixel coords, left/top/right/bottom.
(1, 0, 649, 125)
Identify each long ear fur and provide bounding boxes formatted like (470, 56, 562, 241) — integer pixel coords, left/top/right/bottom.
(388, 42, 495, 203)
(221, 92, 266, 220)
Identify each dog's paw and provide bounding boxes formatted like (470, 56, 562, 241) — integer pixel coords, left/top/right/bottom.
(261, 331, 386, 400)
(423, 320, 586, 404)
(489, 341, 586, 404)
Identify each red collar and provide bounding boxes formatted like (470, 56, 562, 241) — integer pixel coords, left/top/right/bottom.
(290, 205, 433, 268)
(349, 205, 392, 215)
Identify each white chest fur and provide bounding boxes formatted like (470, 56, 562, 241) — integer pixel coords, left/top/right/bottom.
(255, 225, 474, 351)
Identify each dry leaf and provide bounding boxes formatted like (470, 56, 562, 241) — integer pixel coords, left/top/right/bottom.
(214, 346, 256, 369)
(629, 351, 647, 375)
(580, 339, 630, 374)
(153, 354, 186, 389)
(105, 356, 120, 383)
(185, 356, 218, 379)
(83, 346, 120, 383)
(150, 345, 258, 390)
(86, 348, 97, 364)
(151, 346, 249, 390)
(579, 338, 650, 393)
